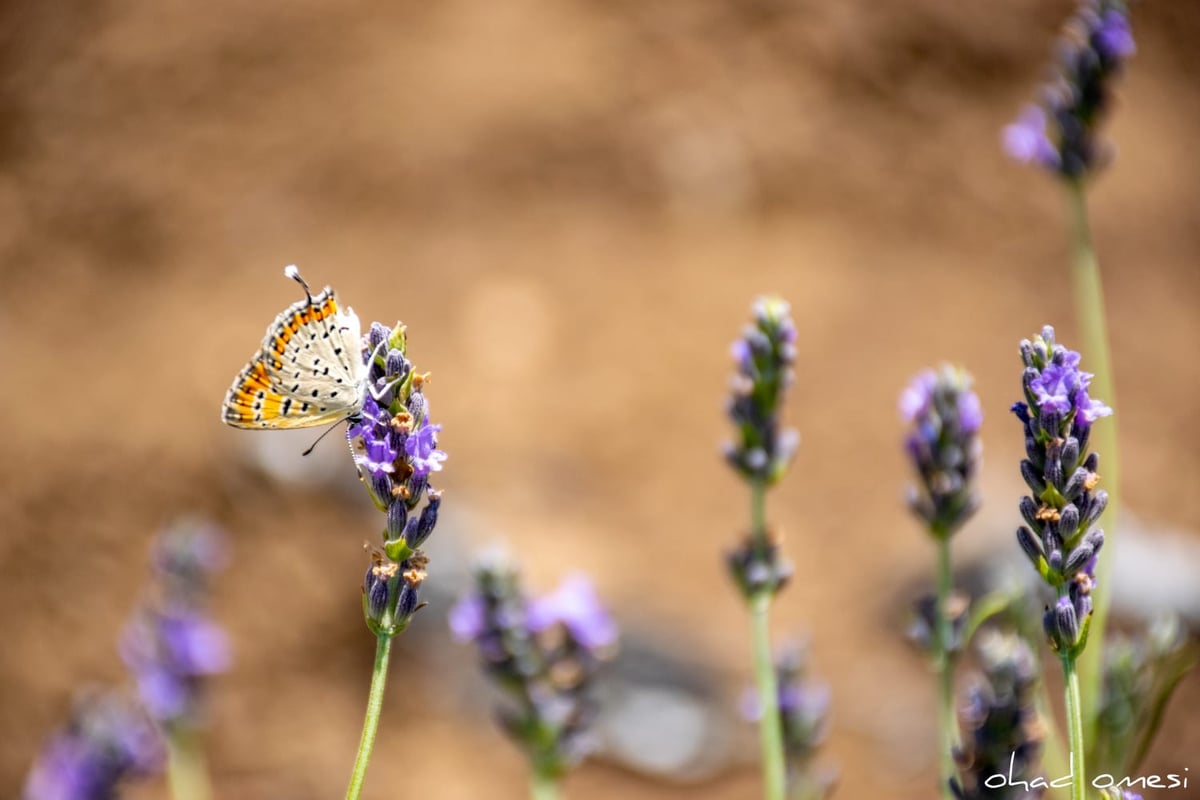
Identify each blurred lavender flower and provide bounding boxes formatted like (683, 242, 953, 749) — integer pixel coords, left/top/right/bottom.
(724, 297, 798, 600)
(724, 296, 799, 487)
(351, 321, 445, 635)
(449, 558, 617, 780)
(1003, 0, 1135, 180)
(950, 632, 1043, 800)
(1012, 326, 1111, 655)
(907, 591, 970, 658)
(1092, 616, 1197, 777)
(120, 521, 230, 729)
(901, 366, 983, 538)
(740, 643, 835, 799)
(23, 692, 163, 800)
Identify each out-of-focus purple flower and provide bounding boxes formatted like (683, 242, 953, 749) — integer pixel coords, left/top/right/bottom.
(1003, 0, 1134, 180)
(1095, 10, 1135, 60)
(405, 421, 446, 477)
(951, 632, 1043, 800)
(740, 643, 834, 798)
(526, 574, 618, 651)
(724, 296, 799, 600)
(23, 692, 163, 800)
(450, 559, 617, 779)
(448, 593, 488, 642)
(724, 296, 799, 487)
(1002, 105, 1060, 169)
(121, 521, 230, 728)
(901, 365, 983, 538)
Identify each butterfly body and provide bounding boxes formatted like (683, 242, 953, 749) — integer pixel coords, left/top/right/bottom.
(222, 267, 367, 429)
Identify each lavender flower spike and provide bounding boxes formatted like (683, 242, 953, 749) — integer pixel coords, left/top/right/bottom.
(1013, 325, 1111, 655)
(449, 558, 617, 781)
(740, 642, 836, 798)
(901, 365, 983, 538)
(349, 321, 445, 636)
(950, 632, 1043, 800)
(723, 296, 799, 487)
(1003, 0, 1135, 180)
(121, 520, 231, 730)
(23, 692, 163, 800)
(724, 296, 799, 600)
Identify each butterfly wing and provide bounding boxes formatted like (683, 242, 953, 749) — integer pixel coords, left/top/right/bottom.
(222, 286, 367, 429)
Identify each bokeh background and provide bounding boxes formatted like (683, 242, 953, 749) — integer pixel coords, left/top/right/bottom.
(1, 1, 1198, 798)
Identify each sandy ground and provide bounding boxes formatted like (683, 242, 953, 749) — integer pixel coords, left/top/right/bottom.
(1, 1, 1198, 798)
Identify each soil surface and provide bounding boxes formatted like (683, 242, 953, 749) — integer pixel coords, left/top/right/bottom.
(1, 1, 1198, 799)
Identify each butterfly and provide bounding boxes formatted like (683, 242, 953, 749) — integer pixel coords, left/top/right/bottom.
(222, 266, 371, 429)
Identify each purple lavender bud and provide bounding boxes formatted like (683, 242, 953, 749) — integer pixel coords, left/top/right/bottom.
(1020, 460, 1045, 494)
(1065, 541, 1096, 574)
(386, 498, 408, 542)
(1061, 436, 1081, 469)
(385, 348, 409, 379)
(1058, 504, 1081, 538)
(1019, 497, 1040, 530)
(367, 322, 390, 356)
(364, 564, 392, 624)
(1063, 467, 1090, 500)
(1017, 527, 1044, 566)
(1084, 490, 1108, 524)
(407, 490, 441, 550)
(395, 581, 420, 622)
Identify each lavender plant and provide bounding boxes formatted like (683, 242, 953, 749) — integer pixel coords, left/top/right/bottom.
(742, 643, 834, 800)
(1091, 616, 1196, 777)
(950, 632, 1043, 800)
(1003, 0, 1134, 732)
(121, 520, 231, 800)
(450, 561, 617, 800)
(900, 366, 983, 799)
(1012, 325, 1112, 800)
(723, 296, 799, 800)
(344, 320, 446, 800)
(23, 692, 163, 800)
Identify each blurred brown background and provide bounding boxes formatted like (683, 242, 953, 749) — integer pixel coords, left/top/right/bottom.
(1, 1, 1198, 798)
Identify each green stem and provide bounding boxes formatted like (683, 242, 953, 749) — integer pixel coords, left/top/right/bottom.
(530, 771, 560, 800)
(1061, 652, 1087, 800)
(934, 536, 958, 800)
(1066, 181, 1120, 741)
(166, 726, 213, 800)
(344, 633, 394, 800)
(750, 590, 788, 800)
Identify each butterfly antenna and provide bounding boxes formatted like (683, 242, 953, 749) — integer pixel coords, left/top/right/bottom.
(301, 419, 347, 457)
(284, 264, 314, 301)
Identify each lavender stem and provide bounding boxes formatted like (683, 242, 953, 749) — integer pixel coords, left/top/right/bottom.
(166, 728, 212, 800)
(1067, 180, 1121, 740)
(934, 535, 957, 800)
(749, 480, 787, 800)
(1061, 651, 1086, 800)
(530, 771, 560, 800)
(344, 634, 394, 800)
